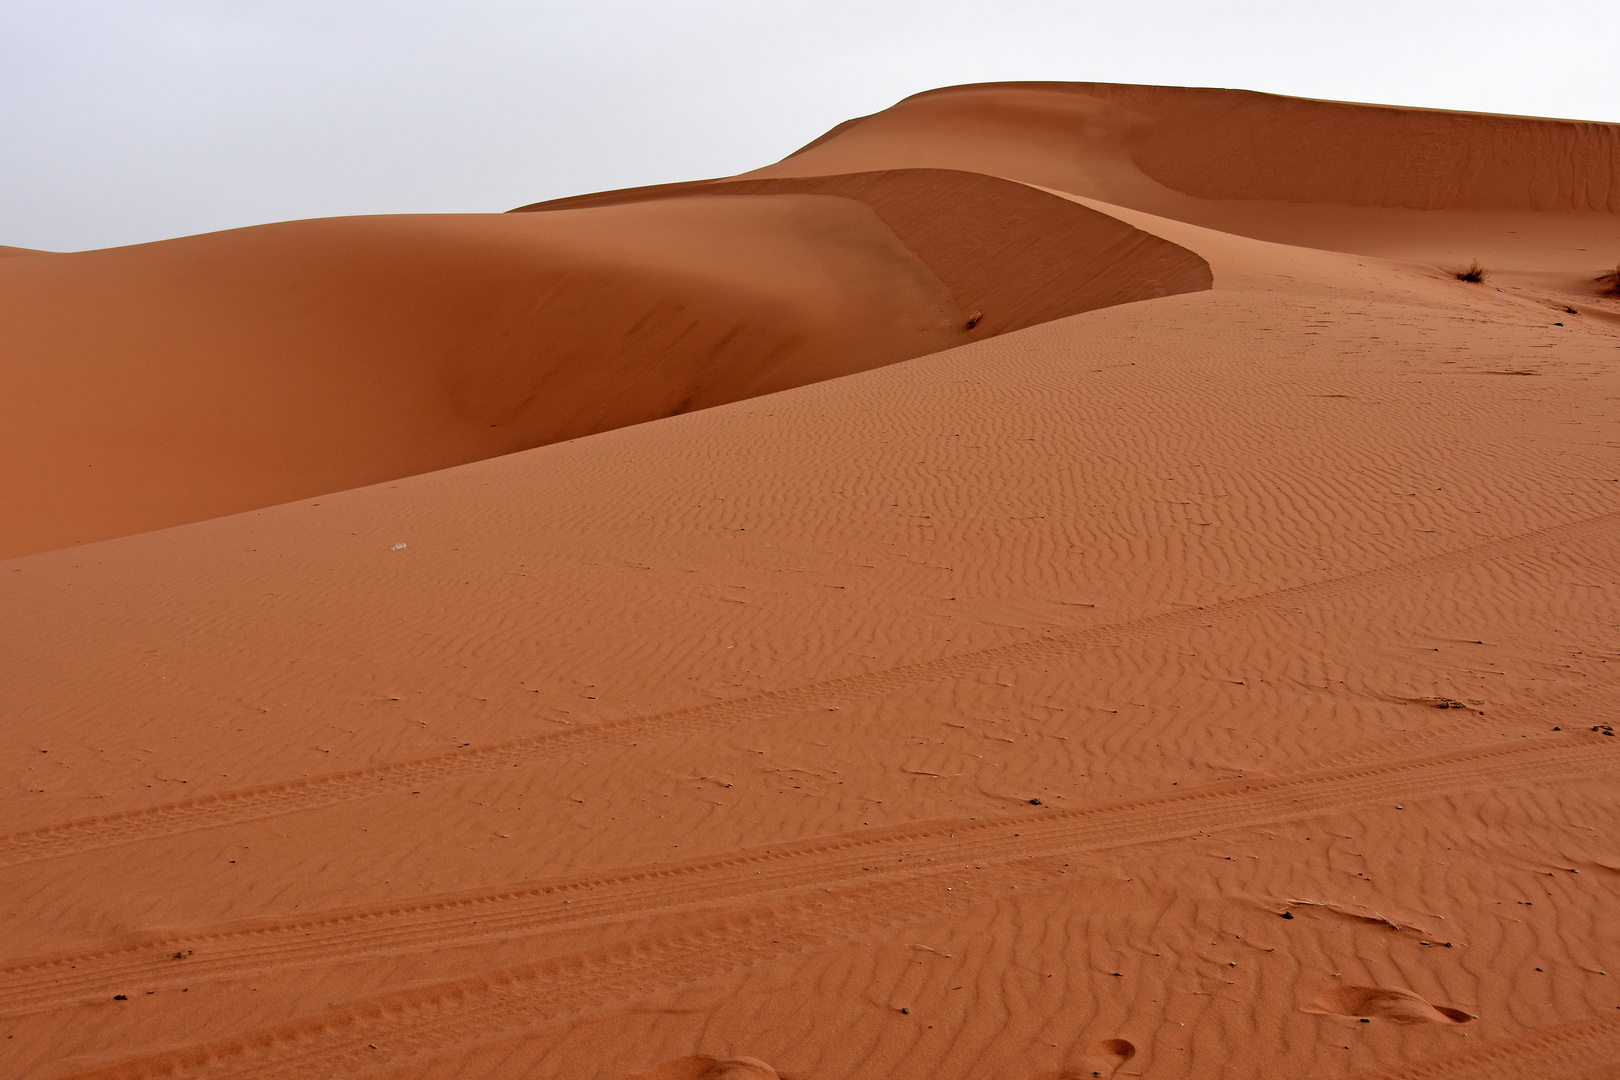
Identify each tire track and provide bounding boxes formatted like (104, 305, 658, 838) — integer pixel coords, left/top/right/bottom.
(53, 856, 1044, 1080)
(41, 736, 1620, 1080)
(3, 509, 1614, 870)
(1345, 1014, 1620, 1079)
(1265, 676, 1620, 779)
(7, 730, 1614, 1022)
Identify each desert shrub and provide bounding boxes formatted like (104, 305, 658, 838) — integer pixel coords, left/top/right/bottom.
(1455, 259, 1488, 283)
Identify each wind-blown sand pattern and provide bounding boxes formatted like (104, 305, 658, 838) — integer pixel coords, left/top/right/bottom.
(2, 83, 1619, 1080)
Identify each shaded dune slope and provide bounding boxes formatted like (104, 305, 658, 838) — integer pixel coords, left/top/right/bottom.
(746, 82, 1620, 262)
(0, 171, 1207, 559)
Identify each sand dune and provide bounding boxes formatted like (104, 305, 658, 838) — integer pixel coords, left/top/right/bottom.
(769, 83, 1620, 214)
(3, 83, 1620, 1080)
(750, 82, 1620, 267)
(0, 170, 1205, 559)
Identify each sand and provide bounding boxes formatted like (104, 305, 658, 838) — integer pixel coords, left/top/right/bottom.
(2, 83, 1619, 1080)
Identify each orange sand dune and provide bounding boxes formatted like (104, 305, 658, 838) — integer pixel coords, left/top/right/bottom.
(0, 170, 1205, 559)
(773, 82, 1620, 213)
(748, 82, 1620, 267)
(3, 84, 1620, 1080)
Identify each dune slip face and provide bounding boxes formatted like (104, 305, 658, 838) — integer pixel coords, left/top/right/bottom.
(513, 168, 1213, 341)
(6, 81, 1620, 1080)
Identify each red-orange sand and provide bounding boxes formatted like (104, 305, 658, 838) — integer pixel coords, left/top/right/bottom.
(3, 83, 1620, 1080)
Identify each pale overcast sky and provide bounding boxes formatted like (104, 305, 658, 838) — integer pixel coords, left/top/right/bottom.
(3, 1, 1616, 251)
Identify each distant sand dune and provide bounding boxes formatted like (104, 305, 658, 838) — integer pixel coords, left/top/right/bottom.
(770, 82, 1620, 213)
(749, 82, 1620, 263)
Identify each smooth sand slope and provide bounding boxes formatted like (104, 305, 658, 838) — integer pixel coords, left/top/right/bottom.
(0, 170, 1206, 560)
(3, 83, 1620, 1080)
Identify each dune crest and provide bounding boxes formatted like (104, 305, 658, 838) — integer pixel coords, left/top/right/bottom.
(515, 168, 1212, 340)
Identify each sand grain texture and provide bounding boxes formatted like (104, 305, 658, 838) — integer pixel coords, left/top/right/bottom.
(3, 82, 1620, 1080)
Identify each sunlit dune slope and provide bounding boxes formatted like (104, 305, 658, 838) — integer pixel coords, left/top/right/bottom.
(0, 244, 47, 257)
(746, 82, 1620, 265)
(0, 174, 1207, 559)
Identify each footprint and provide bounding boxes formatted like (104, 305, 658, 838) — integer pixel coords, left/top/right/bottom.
(623, 1055, 781, 1080)
(1307, 985, 1473, 1025)
(1031, 1038, 1137, 1079)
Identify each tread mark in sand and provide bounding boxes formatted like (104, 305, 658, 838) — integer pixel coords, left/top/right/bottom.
(8, 730, 1616, 1032)
(2, 507, 1613, 869)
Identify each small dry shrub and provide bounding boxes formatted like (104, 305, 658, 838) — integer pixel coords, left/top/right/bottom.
(1454, 259, 1488, 283)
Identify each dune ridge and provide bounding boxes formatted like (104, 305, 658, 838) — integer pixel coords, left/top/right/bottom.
(515, 168, 1212, 339)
